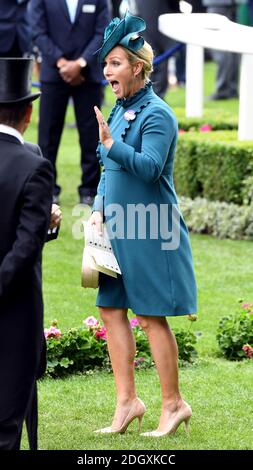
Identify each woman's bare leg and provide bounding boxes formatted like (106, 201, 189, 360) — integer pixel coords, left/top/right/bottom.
(137, 315, 184, 431)
(99, 307, 137, 429)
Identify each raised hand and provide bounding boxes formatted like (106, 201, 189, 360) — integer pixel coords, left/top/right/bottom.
(94, 106, 114, 149)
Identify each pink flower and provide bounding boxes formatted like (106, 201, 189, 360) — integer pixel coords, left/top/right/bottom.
(134, 356, 145, 366)
(242, 303, 250, 309)
(130, 318, 139, 328)
(242, 344, 253, 358)
(83, 316, 99, 327)
(95, 326, 107, 341)
(199, 124, 212, 132)
(44, 326, 62, 339)
(178, 129, 186, 134)
(241, 303, 253, 314)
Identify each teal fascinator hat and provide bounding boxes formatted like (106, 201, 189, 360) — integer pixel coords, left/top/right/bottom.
(98, 11, 146, 64)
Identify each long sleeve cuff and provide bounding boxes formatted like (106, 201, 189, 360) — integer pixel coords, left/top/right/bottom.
(93, 195, 104, 213)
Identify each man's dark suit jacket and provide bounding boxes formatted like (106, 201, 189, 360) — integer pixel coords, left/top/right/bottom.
(0, 132, 54, 449)
(0, 0, 31, 55)
(30, 0, 109, 83)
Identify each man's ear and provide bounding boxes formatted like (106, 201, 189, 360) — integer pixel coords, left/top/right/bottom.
(22, 103, 33, 133)
(25, 103, 33, 126)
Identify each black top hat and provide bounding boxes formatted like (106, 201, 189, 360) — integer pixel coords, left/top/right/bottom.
(0, 58, 41, 104)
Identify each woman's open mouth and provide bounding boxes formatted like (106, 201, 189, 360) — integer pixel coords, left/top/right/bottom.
(110, 80, 120, 93)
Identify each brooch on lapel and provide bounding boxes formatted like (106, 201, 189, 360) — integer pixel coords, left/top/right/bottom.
(123, 109, 136, 121)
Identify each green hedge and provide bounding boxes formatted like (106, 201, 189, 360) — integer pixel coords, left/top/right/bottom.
(174, 108, 238, 131)
(175, 132, 253, 204)
(177, 118, 236, 132)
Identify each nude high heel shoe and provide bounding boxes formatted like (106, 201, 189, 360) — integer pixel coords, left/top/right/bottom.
(141, 400, 192, 437)
(94, 397, 146, 434)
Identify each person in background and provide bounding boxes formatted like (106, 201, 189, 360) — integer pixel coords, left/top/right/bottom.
(29, 0, 109, 206)
(249, 0, 253, 22)
(0, 58, 60, 450)
(202, 0, 243, 100)
(237, 0, 253, 25)
(171, 1, 207, 86)
(132, 0, 181, 98)
(90, 12, 197, 437)
(109, 0, 122, 17)
(0, 0, 31, 57)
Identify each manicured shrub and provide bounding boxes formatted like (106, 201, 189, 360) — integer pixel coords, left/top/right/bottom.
(44, 316, 198, 377)
(177, 117, 237, 132)
(180, 196, 253, 240)
(175, 132, 253, 205)
(174, 326, 198, 365)
(45, 319, 108, 377)
(216, 302, 253, 360)
(174, 107, 237, 132)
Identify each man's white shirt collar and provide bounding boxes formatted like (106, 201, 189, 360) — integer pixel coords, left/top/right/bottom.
(65, 0, 79, 23)
(0, 124, 24, 144)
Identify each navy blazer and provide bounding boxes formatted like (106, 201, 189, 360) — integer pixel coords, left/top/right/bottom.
(29, 0, 109, 83)
(0, 0, 31, 54)
(0, 132, 54, 413)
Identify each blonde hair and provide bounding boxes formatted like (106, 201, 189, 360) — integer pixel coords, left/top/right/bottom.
(124, 41, 154, 83)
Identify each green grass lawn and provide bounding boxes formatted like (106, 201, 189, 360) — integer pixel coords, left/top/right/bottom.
(20, 65, 253, 450)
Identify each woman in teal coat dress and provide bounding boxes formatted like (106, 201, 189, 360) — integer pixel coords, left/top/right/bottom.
(90, 12, 197, 437)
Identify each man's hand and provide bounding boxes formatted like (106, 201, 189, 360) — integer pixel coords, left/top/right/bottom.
(56, 57, 68, 69)
(59, 60, 85, 84)
(69, 75, 85, 86)
(50, 204, 62, 230)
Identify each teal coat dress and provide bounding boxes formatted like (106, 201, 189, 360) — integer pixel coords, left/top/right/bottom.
(94, 83, 197, 316)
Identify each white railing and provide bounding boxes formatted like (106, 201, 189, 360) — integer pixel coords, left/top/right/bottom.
(159, 13, 253, 140)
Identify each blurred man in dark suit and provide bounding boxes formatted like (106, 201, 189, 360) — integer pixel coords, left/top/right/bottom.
(30, 0, 109, 206)
(0, 58, 59, 450)
(109, 0, 122, 17)
(202, 0, 241, 100)
(0, 0, 31, 56)
(133, 0, 181, 98)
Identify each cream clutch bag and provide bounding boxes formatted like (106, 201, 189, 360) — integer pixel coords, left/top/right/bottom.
(81, 222, 121, 289)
